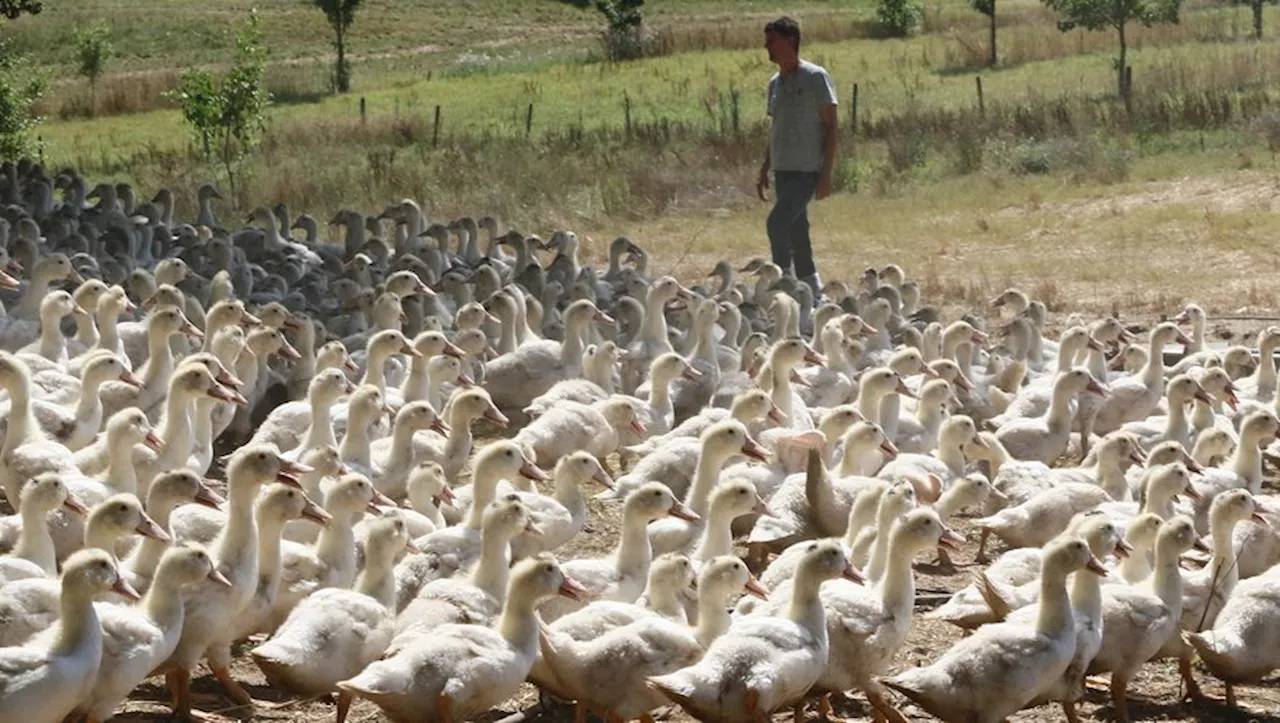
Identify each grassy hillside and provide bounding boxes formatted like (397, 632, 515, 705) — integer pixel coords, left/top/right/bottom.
(5, 0, 1280, 307)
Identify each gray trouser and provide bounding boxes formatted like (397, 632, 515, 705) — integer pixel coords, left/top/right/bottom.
(766, 170, 819, 281)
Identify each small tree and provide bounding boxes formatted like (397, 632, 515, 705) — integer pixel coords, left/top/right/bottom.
(1236, 0, 1275, 39)
(877, 0, 924, 37)
(556, 0, 648, 60)
(313, 0, 362, 93)
(971, 0, 998, 66)
(74, 21, 113, 115)
(0, 44, 44, 159)
(1042, 0, 1181, 103)
(166, 10, 271, 198)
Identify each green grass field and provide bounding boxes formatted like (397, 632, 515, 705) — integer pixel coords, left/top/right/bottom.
(4, 0, 1280, 309)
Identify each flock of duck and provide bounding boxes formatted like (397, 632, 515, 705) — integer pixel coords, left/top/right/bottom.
(0, 158, 1279, 723)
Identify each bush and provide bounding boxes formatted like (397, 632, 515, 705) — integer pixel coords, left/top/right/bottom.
(0, 45, 45, 159)
(876, 0, 924, 37)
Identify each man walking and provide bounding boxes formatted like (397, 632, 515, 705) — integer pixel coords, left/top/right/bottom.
(757, 16, 838, 299)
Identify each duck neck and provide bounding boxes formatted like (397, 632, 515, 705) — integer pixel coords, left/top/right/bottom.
(878, 533, 919, 620)
(2, 367, 38, 454)
(685, 450, 727, 515)
(1257, 337, 1278, 390)
(467, 529, 515, 600)
(1046, 381, 1075, 435)
(14, 500, 57, 575)
(649, 371, 675, 423)
(399, 355, 431, 403)
(73, 308, 98, 348)
(105, 434, 141, 497)
(464, 466, 500, 530)
(1140, 336, 1167, 388)
(339, 415, 374, 469)
(1068, 568, 1103, 628)
(85, 519, 122, 556)
(858, 387, 886, 430)
(360, 350, 389, 393)
(15, 271, 52, 318)
(938, 434, 967, 477)
(384, 419, 419, 479)
(1229, 434, 1263, 493)
(612, 510, 653, 581)
(125, 497, 181, 580)
(642, 293, 672, 353)
(315, 507, 359, 587)
(1206, 516, 1241, 595)
(255, 514, 290, 601)
(445, 408, 476, 464)
(788, 566, 831, 636)
(496, 309, 517, 355)
(695, 586, 732, 647)
(96, 304, 121, 352)
(51, 584, 101, 657)
(1192, 399, 1216, 432)
(1095, 455, 1128, 500)
(553, 472, 586, 529)
(1117, 541, 1153, 584)
(497, 588, 541, 658)
(299, 392, 337, 454)
(73, 374, 108, 429)
(865, 508, 899, 582)
(693, 499, 737, 562)
(143, 565, 188, 632)
(770, 361, 796, 426)
(1035, 562, 1075, 638)
(560, 319, 588, 372)
(355, 550, 399, 609)
(1140, 483, 1177, 520)
(215, 478, 261, 579)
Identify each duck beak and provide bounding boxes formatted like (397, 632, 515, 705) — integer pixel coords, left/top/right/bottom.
(241, 311, 262, 326)
(112, 576, 142, 602)
(344, 358, 359, 374)
(1192, 537, 1211, 553)
(953, 374, 973, 392)
(895, 380, 917, 399)
(558, 574, 591, 602)
(439, 486, 457, 505)
(860, 323, 879, 336)
(1175, 331, 1195, 347)
(283, 315, 305, 330)
(766, 406, 787, 425)
(207, 384, 248, 406)
(520, 460, 550, 482)
(524, 519, 545, 536)
(217, 369, 244, 389)
(302, 498, 332, 526)
(842, 563, 866, 584)
(402, 344, 424, 358)
(136, 514, 170, 542)
(744, 575, 770, 600)
(429, 417, 451, 435)
(741, 438, 770, 463)
(1252, 510, 1269, 525)
(1225, 390, 1240, 411)
(279, 342, 302, 361)
(369, 489, 396, 514)
(989, 487, 1010, 505)
(443, 341, 466, 359)
(970, 434, 989, 449)
(753, 495, 774, 517)
(593, 465, 616, 489)
(1194, 390, 1214, 406)
(669, 502, 701, 522)
(804, 347, 827, 367)
(404, 538, 423, 554)
(485, 406, 510, 427)
(63, 494, 89, 515)
(630, 419, 647, 437)
(681, 366, 703, 381)
(880, 439, 899, 459)
(0, 269, 20, 290)
(457, 373, 475, 388)
(181, 322, 204, 341)
(1085, 554, 1109, 576)
(938, 527, 965, 551)
(119, 370, 145, 389)
(1087, 379, 1109, 396)
(195, 482, 224, 510)
(1114, 539, 1134, 559)
(1182, 485, 1202, 500)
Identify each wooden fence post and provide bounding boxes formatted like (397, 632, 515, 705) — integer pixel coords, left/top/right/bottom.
(432, 105, 441, 147)
(975, 76, 985, 115)
(359, 96, 366, 126)
(526, 103, 534, 136)
(850, 83, 859, 135)
(623, 92, 632, 139)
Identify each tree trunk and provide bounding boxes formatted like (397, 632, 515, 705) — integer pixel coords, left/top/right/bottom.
(1252, 0, 1263, 40)
(988, 0, 997, 66)
(335, 24, 349, 93)
(1117, 21, 1128, 102)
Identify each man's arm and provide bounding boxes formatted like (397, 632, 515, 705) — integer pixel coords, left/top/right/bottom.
(816, 103, 837, 200)
(757, 143, 771, 201)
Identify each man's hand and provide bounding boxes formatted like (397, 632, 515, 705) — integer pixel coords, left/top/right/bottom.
(815, 172, 832, 201)
(756, 168, 770, 202)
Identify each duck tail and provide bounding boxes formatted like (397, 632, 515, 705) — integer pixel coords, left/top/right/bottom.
(977, 570, 1013, 621)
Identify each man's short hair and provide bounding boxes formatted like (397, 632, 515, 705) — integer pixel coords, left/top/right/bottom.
(765, 16, 801, 51)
